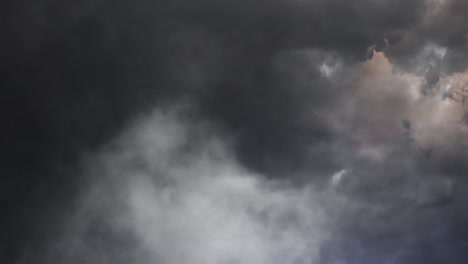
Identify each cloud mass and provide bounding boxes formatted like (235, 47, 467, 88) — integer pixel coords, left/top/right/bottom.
(2, 0, 468, 263)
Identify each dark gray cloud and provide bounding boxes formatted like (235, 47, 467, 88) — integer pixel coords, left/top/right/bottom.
(385, 0, 468, 85)
(2, 0, 468, 263)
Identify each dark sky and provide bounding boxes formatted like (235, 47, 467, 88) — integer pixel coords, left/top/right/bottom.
(1, 0, 468, 263)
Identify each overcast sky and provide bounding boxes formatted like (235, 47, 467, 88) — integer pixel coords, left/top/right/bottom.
(2, 0, 468, 263)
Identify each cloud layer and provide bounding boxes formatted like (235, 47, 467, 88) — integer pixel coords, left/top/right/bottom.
(2, 0, 468, 263)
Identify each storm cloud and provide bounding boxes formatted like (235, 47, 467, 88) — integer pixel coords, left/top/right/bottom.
(2, 0, 468, 263)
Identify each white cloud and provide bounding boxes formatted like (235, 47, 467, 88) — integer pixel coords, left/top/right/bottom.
(64, 106, 330, 264)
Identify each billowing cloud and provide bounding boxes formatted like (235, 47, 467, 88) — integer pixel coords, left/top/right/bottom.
(2, 0, 468, 263)
(40, 107, 330, 264)
(385, 0, 468, 83)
